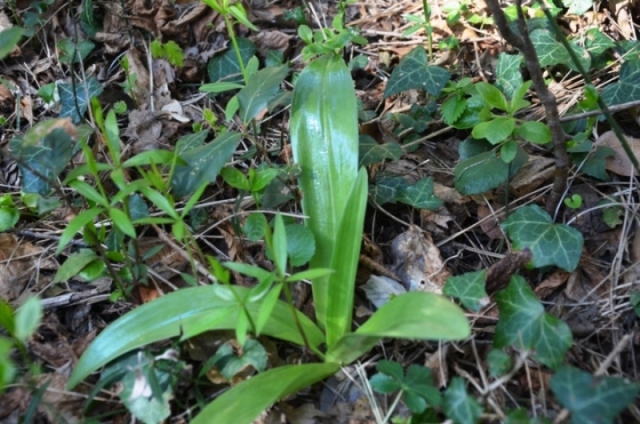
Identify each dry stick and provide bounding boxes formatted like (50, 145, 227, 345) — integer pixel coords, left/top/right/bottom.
(484, 0, 568, 216)
(560, 99, 640, 122)
(536, 1, 640, 179)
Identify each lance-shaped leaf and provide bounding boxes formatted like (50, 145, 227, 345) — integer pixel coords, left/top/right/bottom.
(67, 285, 325, 389)
(290, 53, 359, 330)
(237, 64, 289, 124)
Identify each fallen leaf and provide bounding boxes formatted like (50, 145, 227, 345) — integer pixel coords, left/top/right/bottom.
(595, 130, 640, 176)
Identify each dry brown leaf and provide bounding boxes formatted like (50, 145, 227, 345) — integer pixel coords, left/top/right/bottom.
(390, 225, 449, 293)
(595, 130, 640, 176)
(251, 30, 292, 56)
(535, 270, 570, 298)
(510, 155, 555, 196)
(477, 203, 504, 240)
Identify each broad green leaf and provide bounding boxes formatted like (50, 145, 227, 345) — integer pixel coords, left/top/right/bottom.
(14, 297, 42, 343)
(454, 147, 528, 195)
(472, 117, 515, 145)
(326, 291, 469, 364)
(175, 130, 209, 155)
(251, 167, 280, 192)
(208, 38, 256, 84)
(11, 124, 76, 195)
(53, 249, 99, 283)
(290, 53, 359, 329)
(584, 28, 615, 56)
(58, 76, 103, 123)
(562, 0, 593, 15)
(191, 363, 340, 424)
(502, 205, 583, 272)
(571, 146, 614, 181)
(171, 131, 242, 197)
(0, 27, 24, 59)
(550, 365, 640, 424)
(396, 177, 443, 210)
(256, 283, 281, 334)
(285, 224, 315, 267)
(243, 212, 267, 241)
(600, 61, 640, 106)
(370, 361, 441, 413)
(496, 53, 523, 99)
(325, 169, 367, 346)
(517, 121, 551, 144)
(384, 46, 450, 98)
(57, 38, 95, 64)
(68, 285, 325, 389)
(500, 139, 518, 163)
(443, 377, 483, 424)
(443, 270, 489, 312)
(221, 167, 249, 191)
(237, 64, 289, 124)
(475, 82, 508, 111)
(358, 136, 403, 167)
(494, 276, 572, 369)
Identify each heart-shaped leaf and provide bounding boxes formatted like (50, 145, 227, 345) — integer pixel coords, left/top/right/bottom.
(384, 46, 450, 98)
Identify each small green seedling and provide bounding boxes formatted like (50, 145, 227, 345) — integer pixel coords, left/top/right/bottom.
(564, 194, 583, 209)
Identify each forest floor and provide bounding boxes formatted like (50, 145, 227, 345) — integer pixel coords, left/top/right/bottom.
(0, 0, 640, 422)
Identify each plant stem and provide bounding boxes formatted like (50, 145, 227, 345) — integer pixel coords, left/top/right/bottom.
(224, 15, 248, 84)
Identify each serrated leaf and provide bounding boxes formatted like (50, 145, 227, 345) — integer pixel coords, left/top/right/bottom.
(208, 38, 256, 84)
(58, 76, 103, 124)
(441, 96, 467, 125)
(237, 64, 289, 124)
(502, 205, 583, 271)
(454, 147, 528, 195)
(384, 46, 450, 98)
(443, 270, 489, 312)
(370, 175, 410, 205)
(495, 276, 572, 369)
(550, 365, 640, 424)
(600, 61, 640, 106)
(396, 177, 442, 210)
(443, 377, 482, 424)
(171, 131, 242, 197)
(358, 136, 403, 167)
(496, 53, 523, 99)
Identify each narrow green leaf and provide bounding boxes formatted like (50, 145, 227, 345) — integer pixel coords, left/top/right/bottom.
(237, 64, 289, 124)
(57, 207, 103, 254)
(272, 214, 287, 276)
(123, 150, 178, 167)
(199, 81, 245, 93)
(326, 291, 469, 364)
(69, 180, 107, 207)
(14, 297, 42, 343)
(53, 249, 99, 283)
(109, 208, 136, 238)
(68, 285, 325, 389)
(0, 27, 24, 59)
(191, 363, 340, 424)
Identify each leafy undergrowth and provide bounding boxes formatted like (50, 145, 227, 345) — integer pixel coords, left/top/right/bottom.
(1, 0, 640, 422)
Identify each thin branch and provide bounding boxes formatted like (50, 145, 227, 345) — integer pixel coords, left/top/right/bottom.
(485, 0, 569, 216)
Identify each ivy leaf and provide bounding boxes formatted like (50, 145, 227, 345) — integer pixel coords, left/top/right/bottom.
(495, 276, 572, 369)
(358, 136, 403, 167)
(171, 132, 242, 197)
(454, 147, 528, 195)
(550, 365, 640, 424)
(237, 64, 289, 124)
(600, 61, 640, 106)
(208, 38, 256, 84)
(370, 175, 409, 205)
(530, 29, 590, 71)
(443, 377, 482, 424)
(384, 46, 450, 98)
(496, 53, 523, 99)
(443, 270, 489, 312)
(501, 205, 583, 272)
(58, 76, 103, 124)
(487, 349, 512, 378)
(584, 28, 615, 56)
(562, 0, 594, 15)
(441, 95, 467, 125)
(571, 146, 614, 181)
(397, 177, 443, 210)
(204, 339, 268, 381)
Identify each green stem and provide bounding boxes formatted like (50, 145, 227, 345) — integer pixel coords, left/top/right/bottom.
(224, 15, 248, 84)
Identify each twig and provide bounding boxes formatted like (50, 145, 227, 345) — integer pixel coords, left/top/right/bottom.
(560, 99, 640, 122)
(484, 0, 568, 217)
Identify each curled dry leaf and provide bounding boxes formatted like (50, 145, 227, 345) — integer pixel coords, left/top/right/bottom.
(510, 155, 555, 197)
(390, 225, 449, 293)
(595, 130, 640, 177)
